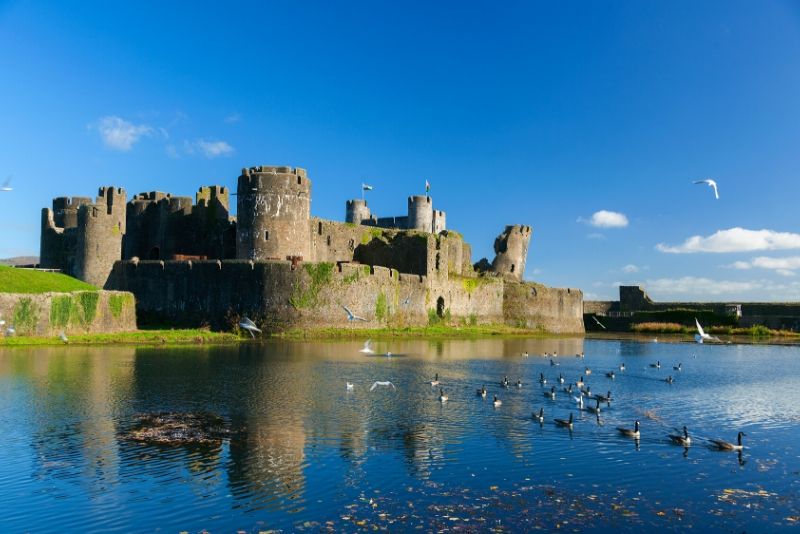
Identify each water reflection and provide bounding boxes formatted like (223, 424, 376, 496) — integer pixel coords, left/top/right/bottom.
(1, 337, 799, 532)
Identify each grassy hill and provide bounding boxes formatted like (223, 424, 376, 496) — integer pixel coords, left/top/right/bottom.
(0, 265, 97, 293)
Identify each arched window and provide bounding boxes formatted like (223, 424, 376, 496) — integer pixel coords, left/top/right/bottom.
(436, 296, 445, 318)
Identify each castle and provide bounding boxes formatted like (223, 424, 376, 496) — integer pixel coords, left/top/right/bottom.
(40, 165, 584, 333)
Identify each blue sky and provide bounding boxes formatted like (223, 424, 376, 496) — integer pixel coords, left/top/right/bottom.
(2, 1, 800, 301)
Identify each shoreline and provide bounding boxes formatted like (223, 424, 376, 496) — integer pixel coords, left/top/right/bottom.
(0, 329, 240, 347)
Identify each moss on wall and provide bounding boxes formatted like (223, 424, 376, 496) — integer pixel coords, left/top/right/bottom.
(108, 293, 133, 318)
(50, 295, 73, 327)
(75, 292, 100, 325)
(375, 292, 388, 322)
(290, 262, 335, 309)
(12, 298, 40, 335)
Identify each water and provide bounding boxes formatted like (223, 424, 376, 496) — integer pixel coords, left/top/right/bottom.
(1, 338, 799, 532)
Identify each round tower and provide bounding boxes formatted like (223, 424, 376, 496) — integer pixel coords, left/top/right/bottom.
(490, 225, 532, 280)
(407, 195, 433, 233)
(345, 199, 371, 224)
(236, 165, 311, 260)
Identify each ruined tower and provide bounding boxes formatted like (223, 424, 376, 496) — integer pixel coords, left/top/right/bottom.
(490, 225, 532, 281)
(345, 199, 371, 225)
(74, 187, 127, 287)
(236, 166, 311, 260)
(40, 196, 92, 270)
(407, 195, 433, 233)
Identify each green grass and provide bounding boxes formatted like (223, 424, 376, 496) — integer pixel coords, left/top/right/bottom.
(0, 329, 241, 346)
(0, 265, 97, 294)
(289, 262, 335, 309)
(630, 321, 799, 337)
(276, 323, 556, 340)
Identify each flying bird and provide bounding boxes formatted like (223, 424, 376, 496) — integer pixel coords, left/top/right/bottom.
(592, 316, 607, 330)
(359, 340, 374, 354)
(695, 318, 720, 343)
(693, 179, 719, 199)
(369, 381, 396, 391)
(238, 317, 262, 338)
(346, 382, 354, 391)
(342, 305, 367, 322)
(59, 331, 68, 344)
(1, 176, 12, 192)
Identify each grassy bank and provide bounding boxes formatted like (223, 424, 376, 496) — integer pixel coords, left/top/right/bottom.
(275, 324, 556, 340)
(0, 329, 241, 346)
(630, 321, 800, 338)
(0, 265, 98, 293)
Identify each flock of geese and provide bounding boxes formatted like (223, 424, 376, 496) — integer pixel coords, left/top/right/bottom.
(352, 347, 747, 453)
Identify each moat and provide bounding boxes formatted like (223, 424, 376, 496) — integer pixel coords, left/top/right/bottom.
(1, 338, 798, 532)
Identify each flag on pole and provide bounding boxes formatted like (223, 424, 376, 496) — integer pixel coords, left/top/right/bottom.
(425, 179, 430, 193)
(362, 183, 373, 191)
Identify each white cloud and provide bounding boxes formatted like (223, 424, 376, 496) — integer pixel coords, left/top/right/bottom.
(728, 261, 752, 270)
(224, 113, 241, 124)
(578, 210, 629, 228)
(622, 264, 640, 273)
(726, 255, 800, 277)
(184, 139, 235, 158)
(776, 269, 796, 277)
(92, 116, 153, 151)
(657, 228, 800, 254)
(624, 276, 800, 301)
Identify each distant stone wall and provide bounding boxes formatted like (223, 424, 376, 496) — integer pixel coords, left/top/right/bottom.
(0, 291, 136, 337)
(106, 259, 585, 333)
(583, 301, 616, 315)
(503, 282, 584, 333)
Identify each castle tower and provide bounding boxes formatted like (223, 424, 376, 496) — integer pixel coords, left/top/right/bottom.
(345, 199, 371, 225)
(490, 225, 532, 281)
(407, 195, 433, 233)
(40, 196, 93, 269)
(74, 187, 127, 287)
(196, 185, 230, 221)
(236, 166, 311, 260)
(432, 209, 447, 234)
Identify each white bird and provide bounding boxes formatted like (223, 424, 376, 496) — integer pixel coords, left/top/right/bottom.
(359, 339, 374, 354)
(5, 326, 15, 336)
(342, 305, 367, 322)
(238, 317, 262, 338)
(369, 381, 396, 391)
(1, 176, 12, 192)
(59, 331, 68, 344)
(0, 319, 5, 326)
(573, 393, 584, 409)
(695, 318, 720, 343)
(694, 179, 719, 199)
(346, 382, 354, 391)
(592, 316, 607, 330)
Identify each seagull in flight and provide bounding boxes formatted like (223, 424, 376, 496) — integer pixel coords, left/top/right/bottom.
(1, 176, 12, 192)
(592, 316, 607, 330)
(342, 305, 367, 322)
(693, 179, 719, 199)
(694, 317, 720, 343)
(359, 339, 374, 353)
(59, 331, 68, 344)
(238, 317, 262, 338)
(369, 381, 396, 391)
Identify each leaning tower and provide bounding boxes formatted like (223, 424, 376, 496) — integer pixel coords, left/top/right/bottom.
(236, 166, 312, 260)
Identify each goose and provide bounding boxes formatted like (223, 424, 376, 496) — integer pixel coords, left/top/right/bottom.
(523, 351, 529, 358)
(673, 363, 682, 372)
(606, 371, 615, 379)
(430, 373, 440, 386)
(619, 363, 626, 371)
(493, 395, 502, 407)
(668, 426, 692, 447)
(617, 421, 640, 439)
(576, 376, 585, 388)
(665, 375, 674, 384)
(553, 352, 558, 358)
(576, 352, 585, 359)
(563, 384, 573, 394)
(438, 388, 448, 403)
(539, 373, 547, 385)
(477, 385, 487, 398)
(544, 386, 556, 400)
(584, 367, 592, 375)
(573, 393, 584, 409)
(586, 398, 602, 414)
(346, 382, 354, 391)
(554, 413, 574, 429)
(501, 376, 510, 388)
(709, 432, 746, 451)
(581, 386, 592, 397)
(550, 359, 559, 367)
(595, 391, 612, 404)
(649, 361, 661, 369)
(533, 407, 545, 424)
(516, 378, 523, 388)
(558, 373, 565, 384)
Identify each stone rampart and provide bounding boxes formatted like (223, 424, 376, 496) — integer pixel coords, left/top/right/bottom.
(503, 281, 584, 333)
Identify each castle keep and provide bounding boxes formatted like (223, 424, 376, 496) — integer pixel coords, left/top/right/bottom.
(40, 164, 584, 333)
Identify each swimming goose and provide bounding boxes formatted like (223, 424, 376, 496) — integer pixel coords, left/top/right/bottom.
(563, 384, 573, 394)
(438, 388, 448, 403)
(477, 385, 487, 398)
(533, 407, 545, 424)
(581, 386, 592, 397)
(576, 352, 585, 359)
(709, 432, 745, 451)
(516, 378, 523, 388)
(619, 363, 626, 371)
(539, 373, 547, 385)
(550, 359, 559, 366)
(554, 413, 574, 429)
(606, 371, 616, 379)
(493, 395, 502, 407)
(650, 361, 661, 369)
(576, 376, 585, 388)
(668, 426, 692, 447)
(665, 375, 674, 384)
(501, 376, 510, 388)
(617, 421, 640, 439)
(558, 373, 565, 384)
(586, 398, 602, 414)
(523, 351, 529, 358)
(584, 367, 592, 375)
(673, 363, 682, 372)
(544, 386, 557, 400)
(595, 391, 612, 403)
(430, 373, 440, 386)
